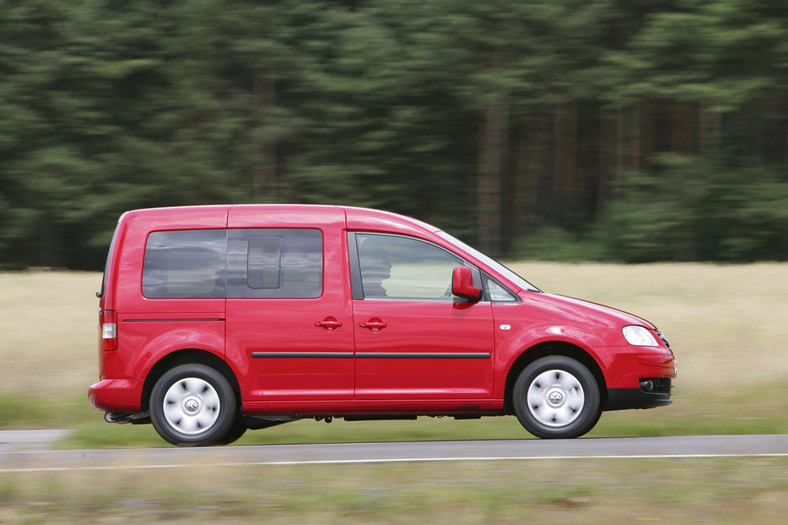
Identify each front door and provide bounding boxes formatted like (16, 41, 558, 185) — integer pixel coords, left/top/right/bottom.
(350, 233, 495, 401)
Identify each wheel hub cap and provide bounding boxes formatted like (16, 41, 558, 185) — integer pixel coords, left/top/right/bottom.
(162, 377, 221, 435)
(527, 369, 585, 427)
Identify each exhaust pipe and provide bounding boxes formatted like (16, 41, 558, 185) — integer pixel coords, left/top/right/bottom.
(104, 411, 150, 424)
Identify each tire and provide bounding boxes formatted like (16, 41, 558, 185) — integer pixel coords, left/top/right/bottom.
(150, 364, 239, 446)
(513, 356, 601, 439)
(218, 417, 248, 446)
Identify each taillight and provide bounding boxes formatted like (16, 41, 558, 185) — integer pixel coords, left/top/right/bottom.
(100, 309, 117, 351)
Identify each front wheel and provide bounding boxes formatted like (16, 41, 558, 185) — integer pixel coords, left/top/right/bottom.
(513, 356, 601, 439)
(150, 364, 239, 446)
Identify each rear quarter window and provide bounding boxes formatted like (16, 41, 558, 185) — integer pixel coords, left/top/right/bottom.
(226, 228, 323, 299)
(142, 230, 227, 298)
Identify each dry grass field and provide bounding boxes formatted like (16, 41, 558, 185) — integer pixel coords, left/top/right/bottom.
(0, 271, 101, 395)
(0, 263, 786, 433)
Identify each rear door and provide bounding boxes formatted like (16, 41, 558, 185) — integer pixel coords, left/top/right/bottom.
(225, 208, 354, 404)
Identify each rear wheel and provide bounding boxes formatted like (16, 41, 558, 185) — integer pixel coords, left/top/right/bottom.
(150, 364, 239, 446)
(218, 417, 248, 445)
(513, 356, 600, 439)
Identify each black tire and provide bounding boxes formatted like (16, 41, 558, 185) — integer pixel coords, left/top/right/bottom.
(513, 356, 601, 439)
(218, 417, 248, 445)
(150, 364, 239, 446)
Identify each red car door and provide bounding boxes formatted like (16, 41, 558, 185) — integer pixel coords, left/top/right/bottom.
(350, 233, 495, 402)
(226, 207, 354, 405)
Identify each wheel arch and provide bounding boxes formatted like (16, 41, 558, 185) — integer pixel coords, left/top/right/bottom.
(141, 349, 242, 412)
(503, 341, 608, 415)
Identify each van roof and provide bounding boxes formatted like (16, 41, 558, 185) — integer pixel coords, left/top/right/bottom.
(123, 204, 440, 236)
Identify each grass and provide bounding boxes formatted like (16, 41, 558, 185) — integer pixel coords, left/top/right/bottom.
(0, 457, 786, 523)
(1, 264, 787, 445)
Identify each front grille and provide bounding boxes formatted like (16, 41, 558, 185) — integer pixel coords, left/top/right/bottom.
(655, 330, 670, 348)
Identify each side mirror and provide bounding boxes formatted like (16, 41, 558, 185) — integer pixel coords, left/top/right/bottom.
(452, 266, 482, 302)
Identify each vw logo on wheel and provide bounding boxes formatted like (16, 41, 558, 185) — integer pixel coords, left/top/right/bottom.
(547, 391, 564, 406)
(183, 398, 200, 414)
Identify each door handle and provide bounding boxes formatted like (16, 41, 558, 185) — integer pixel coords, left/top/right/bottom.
(315, 317, 342, 331)
(360, 318, 387, 332)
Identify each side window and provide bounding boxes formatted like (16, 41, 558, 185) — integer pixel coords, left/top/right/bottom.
(247, 236, 282, 289)
(483, 274, 518, 302)
(355, 233, 468, 301)
(227, 229, 322, 298)
(142, 230, 226, 299)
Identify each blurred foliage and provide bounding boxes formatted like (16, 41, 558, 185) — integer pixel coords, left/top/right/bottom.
(0, 0, 786, 269)
(597, 155, 788, 262)
(510, 227, 605, 262)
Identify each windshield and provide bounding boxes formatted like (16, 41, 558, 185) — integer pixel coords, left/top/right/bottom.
(436, 231, 540, 292)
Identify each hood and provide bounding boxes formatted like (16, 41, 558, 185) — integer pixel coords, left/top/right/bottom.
(523, 292, 655, 331)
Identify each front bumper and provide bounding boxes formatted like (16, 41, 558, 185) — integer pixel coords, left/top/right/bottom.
(606, 377, 673, 410)
(597, 342, 675, 411)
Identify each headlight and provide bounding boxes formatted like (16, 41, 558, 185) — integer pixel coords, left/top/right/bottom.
(622, 325, 659, 347)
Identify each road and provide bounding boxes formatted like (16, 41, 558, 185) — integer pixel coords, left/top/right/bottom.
(1, 434, 786, 472)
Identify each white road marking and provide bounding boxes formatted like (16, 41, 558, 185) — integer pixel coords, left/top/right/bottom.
(2, 452, 786, 473)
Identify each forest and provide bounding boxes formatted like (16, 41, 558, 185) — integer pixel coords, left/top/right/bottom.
(0, 0, 786, 270)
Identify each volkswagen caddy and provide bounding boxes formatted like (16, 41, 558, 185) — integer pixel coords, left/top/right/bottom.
(90, 205, 676, 446)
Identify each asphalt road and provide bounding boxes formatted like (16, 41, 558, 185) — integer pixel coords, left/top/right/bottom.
(1, 433, 786, 472)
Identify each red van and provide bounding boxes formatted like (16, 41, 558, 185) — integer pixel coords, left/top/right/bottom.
(90, 205, 676, 446)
